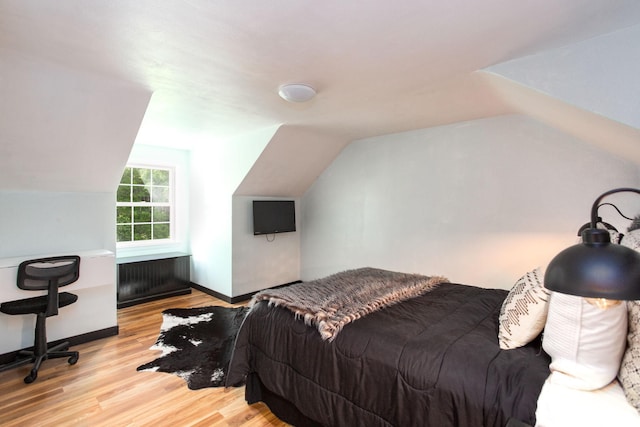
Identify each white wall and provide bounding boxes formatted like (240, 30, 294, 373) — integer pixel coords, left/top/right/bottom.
(190, 127, 277, 296)
(231, 196, 301, 296)
(0, 250, 116, 354)
(0, 191, 118, 352)
(116, 144, 191, 259)
(0, 191, 116, 258)
(301, 115, 640, 290)
(0, 50, 149, 351)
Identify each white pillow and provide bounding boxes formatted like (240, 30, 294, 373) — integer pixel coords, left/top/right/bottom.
(619, 300, 640, 412)
(536, 375, 640, 426)
(498, 267, 550, 350)
(543, 292, 627, 390)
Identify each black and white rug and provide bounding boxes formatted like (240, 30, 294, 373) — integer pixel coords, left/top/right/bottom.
(137, 305, 249, 390)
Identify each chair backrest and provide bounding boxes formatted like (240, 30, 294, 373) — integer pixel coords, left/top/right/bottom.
(17, 256, 81, 291)
(17, 256, 80, 317)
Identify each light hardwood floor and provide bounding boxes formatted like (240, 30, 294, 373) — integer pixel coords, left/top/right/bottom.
(0, 289, 289, 427)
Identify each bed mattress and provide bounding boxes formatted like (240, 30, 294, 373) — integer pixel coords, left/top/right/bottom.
(227, 282, 551, 426)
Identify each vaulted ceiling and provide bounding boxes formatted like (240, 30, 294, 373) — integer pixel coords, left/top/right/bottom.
(3, 0, 640, 151)
(2, 0, 640, 199)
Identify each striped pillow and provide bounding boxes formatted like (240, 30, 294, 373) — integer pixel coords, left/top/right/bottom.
(619, 229, 640, 411)
(498, 267, 550, 350)
(619, 297, 640, 412)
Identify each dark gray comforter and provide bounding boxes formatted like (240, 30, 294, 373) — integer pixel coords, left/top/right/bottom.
(227, 282, 550, 427)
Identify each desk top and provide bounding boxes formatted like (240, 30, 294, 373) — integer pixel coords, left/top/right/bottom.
(116, 251, 190, 265)
(0, 250, 115, 302)
(0, 249, 114, 269)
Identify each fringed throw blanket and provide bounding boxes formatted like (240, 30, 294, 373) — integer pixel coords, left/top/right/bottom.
(251, 267, 448, 341)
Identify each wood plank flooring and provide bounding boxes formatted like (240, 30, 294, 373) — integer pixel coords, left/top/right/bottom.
(0, 289, 289, 427)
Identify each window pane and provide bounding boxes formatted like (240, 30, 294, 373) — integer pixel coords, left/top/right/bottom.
(152, 186, 169, 203)
(153, 223, 170, 239)
(117, 225, 132, 242)
(120, 167, 131, 184)
(153, 206, 170, 222)
(117, 165, 173, 245)
(132, 186, 151, 202)
(153, 169, 169, 186)
(117, 185, 131, 203)
(134, 206, 152, 222)
(132, 168, 149, 185)
(116, 206, 132, 224)
(134, 224, 152, 241)
(139, 168, 152, 185)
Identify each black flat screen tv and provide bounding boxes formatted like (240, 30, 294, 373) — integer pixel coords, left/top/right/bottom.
(253, 200, 296, 235)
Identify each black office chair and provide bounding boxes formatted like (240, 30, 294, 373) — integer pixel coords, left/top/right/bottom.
(0, 255, 80, 383)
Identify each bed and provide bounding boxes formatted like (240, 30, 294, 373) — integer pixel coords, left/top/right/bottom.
(226, 267, 552, 426)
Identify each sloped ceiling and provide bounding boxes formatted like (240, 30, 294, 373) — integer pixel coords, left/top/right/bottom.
(479, 72, 640, 165)
(3, 1, 640, 144)
(1, 1, 640, 194)
(0, 49, 151, 192)
(487, 24, 640, 130)
(234, 125, 352, 197)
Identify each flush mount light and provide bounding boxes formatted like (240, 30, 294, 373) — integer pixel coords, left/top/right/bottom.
(278, 84, 316, 103)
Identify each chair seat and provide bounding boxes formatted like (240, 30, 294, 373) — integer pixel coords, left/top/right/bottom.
(0, 292, 78, 316)
(0, 255, 81, 383)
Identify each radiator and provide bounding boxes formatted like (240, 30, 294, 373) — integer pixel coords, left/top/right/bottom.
(116, 252, 191, 308)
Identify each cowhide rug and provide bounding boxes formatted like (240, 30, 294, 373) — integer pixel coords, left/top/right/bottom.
(137, 305, 249, 390)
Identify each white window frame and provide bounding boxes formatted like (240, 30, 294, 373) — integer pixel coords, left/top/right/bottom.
(116, 163, 176, 248)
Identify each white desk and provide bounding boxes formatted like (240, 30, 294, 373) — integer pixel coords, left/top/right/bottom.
(0, 249, 117, 354)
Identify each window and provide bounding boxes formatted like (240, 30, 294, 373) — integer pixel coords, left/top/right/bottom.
(116, 165, 173, 244)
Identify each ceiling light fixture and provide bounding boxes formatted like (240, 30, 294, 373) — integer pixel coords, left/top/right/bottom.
(278, 84, 316, 103)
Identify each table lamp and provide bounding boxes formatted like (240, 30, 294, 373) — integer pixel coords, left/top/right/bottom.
(545, 187, 640, 300)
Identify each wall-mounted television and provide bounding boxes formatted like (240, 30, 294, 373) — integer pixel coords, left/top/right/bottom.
(253, 200, 296, 235)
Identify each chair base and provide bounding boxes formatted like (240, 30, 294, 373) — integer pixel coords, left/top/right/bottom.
(0, 341, 79, 384)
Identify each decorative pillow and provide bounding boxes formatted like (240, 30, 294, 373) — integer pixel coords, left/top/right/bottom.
(619, 228, 640, 411)
(602, 223, 622, 245)
(543, 292, 627, 390)
(621, 228, 640, 251)
(619, 300, 640, 412)
(498, 267, 550, 350)
(628, 215, 640, 233)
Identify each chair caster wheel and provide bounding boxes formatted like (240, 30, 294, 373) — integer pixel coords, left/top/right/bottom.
(68, 355, 79, 365)
(24, 370, 37, 384)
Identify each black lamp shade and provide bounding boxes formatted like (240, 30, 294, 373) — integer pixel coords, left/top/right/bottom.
(545, 228, 640, 300)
